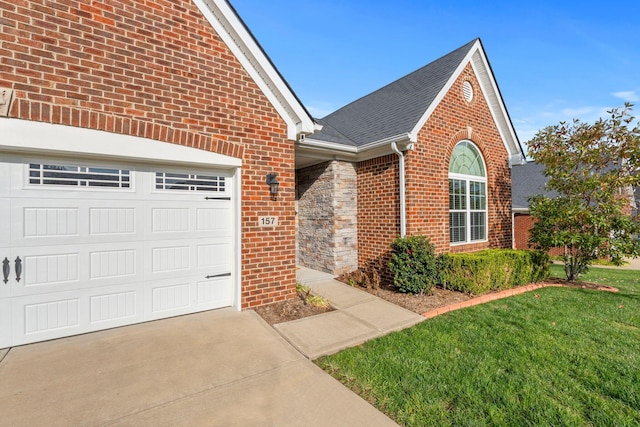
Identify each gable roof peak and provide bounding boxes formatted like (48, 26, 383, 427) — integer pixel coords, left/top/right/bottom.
(303, 37, 524, 166)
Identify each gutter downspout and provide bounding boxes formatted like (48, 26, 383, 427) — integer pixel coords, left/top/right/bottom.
(391, 142, 406, 237)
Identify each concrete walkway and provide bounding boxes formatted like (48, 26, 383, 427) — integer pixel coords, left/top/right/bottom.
(275, 267, 425, 359)
(0, 308, 397, 426)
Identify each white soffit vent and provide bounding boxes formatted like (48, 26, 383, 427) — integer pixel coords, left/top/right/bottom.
(463, 80, 474, 103)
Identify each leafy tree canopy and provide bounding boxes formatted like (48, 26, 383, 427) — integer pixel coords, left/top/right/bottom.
(527, 103, 640, 280)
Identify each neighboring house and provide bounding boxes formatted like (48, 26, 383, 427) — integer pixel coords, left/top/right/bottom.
(511, 162, 555, 250)
(511, 161, 638, 251)
(0, 0, 316, 347)
(296, 39, 526, 278)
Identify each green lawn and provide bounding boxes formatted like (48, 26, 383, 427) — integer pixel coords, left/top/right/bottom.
(316, 265, 640, 426)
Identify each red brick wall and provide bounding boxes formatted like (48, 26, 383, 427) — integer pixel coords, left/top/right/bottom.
(357, 63, 514, 276)
(0, 0, 296, 308)
(513, 213, 533, 250)
(357, 155, 400, 281)
(514, 213, 564, 256)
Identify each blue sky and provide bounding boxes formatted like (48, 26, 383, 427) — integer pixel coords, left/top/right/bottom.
(230, 0, 639, 147)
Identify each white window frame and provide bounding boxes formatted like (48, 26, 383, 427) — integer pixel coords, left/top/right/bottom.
(448, 141, 488, 245)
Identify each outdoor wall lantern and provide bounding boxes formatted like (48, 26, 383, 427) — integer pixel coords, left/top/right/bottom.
(266, 173, 279, 200)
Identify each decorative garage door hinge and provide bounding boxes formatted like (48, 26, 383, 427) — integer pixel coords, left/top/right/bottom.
(205, 273, 231, 279)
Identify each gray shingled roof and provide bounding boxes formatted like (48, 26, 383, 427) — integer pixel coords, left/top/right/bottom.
(311, 39, 479, 147)
(511, 161, 556, 210)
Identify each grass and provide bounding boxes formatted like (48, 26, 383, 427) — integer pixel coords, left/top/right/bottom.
(316, 265, 640, 426)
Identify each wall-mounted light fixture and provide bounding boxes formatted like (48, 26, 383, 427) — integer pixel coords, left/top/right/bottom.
(266, 173, 279, 200)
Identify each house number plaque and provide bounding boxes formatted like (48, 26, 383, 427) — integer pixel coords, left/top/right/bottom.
(258, 216, 278, 227)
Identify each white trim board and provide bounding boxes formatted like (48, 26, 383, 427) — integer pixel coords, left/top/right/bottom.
(0, 119, 242, 168)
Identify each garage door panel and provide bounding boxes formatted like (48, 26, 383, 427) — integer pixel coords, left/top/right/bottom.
(10, 282, 146, 346)
(196, 204, 232, 234)
(196, 276, 233, 308)
(149, 280, 191, 316)
(197, 241, 232, 270)
(12, 291, 85, 346)
(145, 202, 232, 239)
(89, 206, 138, 236)
(12, 244, 144, 298)
(89, 286, 140, 325)
(12, 201, 146, 247)
(144, 276, 232, 321)
(145, 237, 231, 280)
(89, 247, 140, 282)
(23, 250, 81, 288)
(12, 201, 81, 245)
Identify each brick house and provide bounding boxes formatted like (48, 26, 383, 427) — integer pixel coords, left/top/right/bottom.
(0, 0, 316, 347)
(296, 39, 526, 278)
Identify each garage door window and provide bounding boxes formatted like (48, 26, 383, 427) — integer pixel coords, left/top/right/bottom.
(155, 172, 226, 193)
(28, 163, 131, 189)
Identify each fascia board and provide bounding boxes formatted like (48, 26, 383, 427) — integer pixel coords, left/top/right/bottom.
(194, 0, 314, 140)
(299, 138, 359, 155)
(470, 48, 525, 165)
(357, 133, 413, 151)
(300, 133, 412, 162)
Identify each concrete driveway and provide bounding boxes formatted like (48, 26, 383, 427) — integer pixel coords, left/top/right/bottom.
(0, 309, 397, 426)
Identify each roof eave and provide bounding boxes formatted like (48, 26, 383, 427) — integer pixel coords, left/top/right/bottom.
(298, 133, 413, 168)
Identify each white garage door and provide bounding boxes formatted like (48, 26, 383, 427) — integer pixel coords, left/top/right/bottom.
(0, 154, 236, 347)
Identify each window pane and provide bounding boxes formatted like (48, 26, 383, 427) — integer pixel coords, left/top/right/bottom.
(449, 141, 485, 177)
(28, 163, 131, 189)
(155, 172, 226, 192)
(449, 179, 466, 210)
(450, 212, 466, 243)
(470, 181, 486, 210)
(471, 212, 486, 241)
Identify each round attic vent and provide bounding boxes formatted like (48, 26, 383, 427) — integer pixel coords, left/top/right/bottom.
(462, 80, 474, 103)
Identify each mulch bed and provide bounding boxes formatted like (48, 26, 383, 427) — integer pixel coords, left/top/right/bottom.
(254, 277, 618, 326)
(253, 294, 333, 326)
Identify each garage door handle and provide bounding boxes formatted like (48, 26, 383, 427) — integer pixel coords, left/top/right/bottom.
(2, 257, 8, 284)
(204, 197, 231, 200)
(15, 257, 22, 282)
(205, 273, 231, 279)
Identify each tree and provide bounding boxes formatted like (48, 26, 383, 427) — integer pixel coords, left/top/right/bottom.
(527, 103, 640, 281)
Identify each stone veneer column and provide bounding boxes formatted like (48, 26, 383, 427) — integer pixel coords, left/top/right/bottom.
(296, 160, 358, 274)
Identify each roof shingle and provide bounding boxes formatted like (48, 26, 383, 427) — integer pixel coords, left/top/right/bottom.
(311, 39, 479, 147)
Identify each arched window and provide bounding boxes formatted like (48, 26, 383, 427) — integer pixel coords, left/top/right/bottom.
(449, 141, 487, 244)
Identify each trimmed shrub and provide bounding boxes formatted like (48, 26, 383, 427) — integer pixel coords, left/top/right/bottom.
(439, 250, 550, 295)
(389, 235, 439, 294)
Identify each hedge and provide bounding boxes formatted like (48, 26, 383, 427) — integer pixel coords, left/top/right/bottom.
(438, 249, 550, 295)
